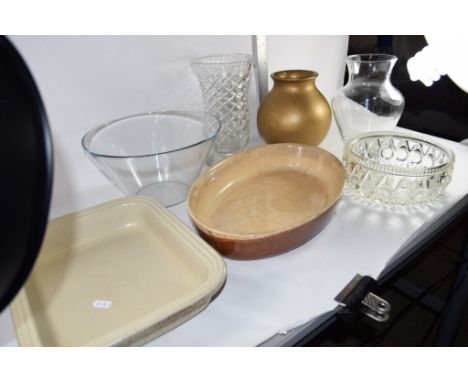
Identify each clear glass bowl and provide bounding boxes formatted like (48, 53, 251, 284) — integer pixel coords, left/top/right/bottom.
(344, 131, 455, 205)
(82, 111, 220, 207)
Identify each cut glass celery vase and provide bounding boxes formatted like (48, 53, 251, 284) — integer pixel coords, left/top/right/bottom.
(191, 54, 252, 165)
(332, 54, 405, 142)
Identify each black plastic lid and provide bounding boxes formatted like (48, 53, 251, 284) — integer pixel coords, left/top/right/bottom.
(0, 36, 53, 312)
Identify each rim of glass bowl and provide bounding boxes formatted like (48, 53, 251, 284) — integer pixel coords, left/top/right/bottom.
(344, 130, 455, 177)
(81, 110, 221, 159)
(191, 53, 252, 66)
(347, 53, 397, 63)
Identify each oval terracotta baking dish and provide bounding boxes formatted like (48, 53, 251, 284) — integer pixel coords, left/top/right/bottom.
(188, 143, 345, 260)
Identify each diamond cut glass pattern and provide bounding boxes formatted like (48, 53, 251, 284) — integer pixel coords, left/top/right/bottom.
(191, 54, 252, 161)
(344, 131, 454, 205)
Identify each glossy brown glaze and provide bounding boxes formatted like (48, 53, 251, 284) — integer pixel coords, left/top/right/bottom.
(195, 200, 338, 260)
(188, 144, 345, 260)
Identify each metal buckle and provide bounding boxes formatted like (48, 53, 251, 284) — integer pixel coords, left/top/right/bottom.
(335, 274, 391, 322)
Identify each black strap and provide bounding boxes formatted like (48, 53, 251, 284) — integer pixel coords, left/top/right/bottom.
(341, 276, 378, 314)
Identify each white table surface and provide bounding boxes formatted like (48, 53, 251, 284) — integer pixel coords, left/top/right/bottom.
(1, 132, 468, 347)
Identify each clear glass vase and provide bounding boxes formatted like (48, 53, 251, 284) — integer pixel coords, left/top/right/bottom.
(332, 54, 405, 142)
(191, 54, 252, 164)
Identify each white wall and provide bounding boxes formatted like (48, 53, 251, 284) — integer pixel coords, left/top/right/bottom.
(10, 35, 348, 219)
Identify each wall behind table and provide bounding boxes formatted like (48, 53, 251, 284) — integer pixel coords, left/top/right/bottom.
(10, 35, 347, 219)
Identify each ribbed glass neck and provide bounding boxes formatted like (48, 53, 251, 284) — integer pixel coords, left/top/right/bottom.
(346, 54, 397, 81)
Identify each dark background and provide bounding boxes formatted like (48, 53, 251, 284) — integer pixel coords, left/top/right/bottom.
(303, 36, 468, 346)
(346, 35, 468, 142)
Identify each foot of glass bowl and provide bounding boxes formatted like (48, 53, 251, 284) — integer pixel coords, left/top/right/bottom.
(137, 181, 189, 207)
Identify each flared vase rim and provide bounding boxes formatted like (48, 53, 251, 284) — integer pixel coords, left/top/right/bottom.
(347, 53, 398, 63)
(271, 69, 319, 82)
(191, 53, 252, 66)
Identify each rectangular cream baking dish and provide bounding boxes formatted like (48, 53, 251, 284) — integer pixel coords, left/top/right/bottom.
(10, 196, 226, 346)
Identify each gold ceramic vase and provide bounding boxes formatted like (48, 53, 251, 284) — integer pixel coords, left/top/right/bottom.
(257, 70, 332, 146)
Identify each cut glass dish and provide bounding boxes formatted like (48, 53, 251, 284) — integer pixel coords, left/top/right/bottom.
(344, 131, 454, 205)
